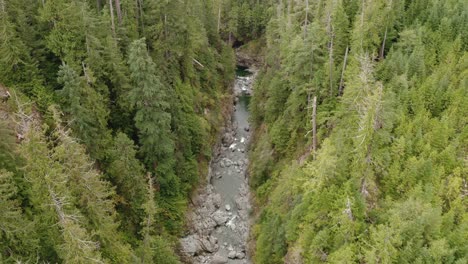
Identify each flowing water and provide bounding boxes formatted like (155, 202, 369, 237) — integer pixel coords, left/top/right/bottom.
(180, 67, 255, 264)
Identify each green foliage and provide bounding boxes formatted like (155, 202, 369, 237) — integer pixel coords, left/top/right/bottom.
(106, 132, 147, 237)
(128, 38, 178, 196)
(0, 121, 17, 172)
(219, 0, 273, 42)
(250, 0, 468, 262)
(0, 170, 39, 263)
(1, 0, 235, 261)
(57, 64, 111, 159)
(137, 174, 180, 264)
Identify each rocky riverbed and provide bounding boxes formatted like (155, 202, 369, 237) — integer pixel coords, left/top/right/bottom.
(180, 68, 255, 264)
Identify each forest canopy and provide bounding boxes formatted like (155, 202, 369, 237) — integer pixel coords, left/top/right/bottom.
(0, 0, 240, 262)
(0, 0, 466, 263)
(249, 0, 467, 263)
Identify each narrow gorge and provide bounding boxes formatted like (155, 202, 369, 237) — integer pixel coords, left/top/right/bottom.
(180, 63, 256, 264)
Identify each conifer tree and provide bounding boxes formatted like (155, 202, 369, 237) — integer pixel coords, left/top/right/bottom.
(0, 121, 17, 172)
(52, 120, 135, 263)
(106, 132, 147, 234)
(137, 173, 180, 264)
(0, 170, 38, 263)
(127, 38, 178, 195)
(57, 63, 111, 159)
(19, 125, 103, 263)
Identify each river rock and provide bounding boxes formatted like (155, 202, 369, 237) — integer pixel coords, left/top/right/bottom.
(180, 235, 203, 256)
(196, 218, 217, 234)
(220, 158, 233, 168)
(213, 193, 222, 208)
(225, 204, 231, 211)
(200, 235, 218, 253)
(228, 251, 237, 259)
(236, 252, 246, 259)
(211, 210, 229, 225)
(222, 133, 234, 146)
(211, 254, 229, 264)
(235, 196, 249, 210)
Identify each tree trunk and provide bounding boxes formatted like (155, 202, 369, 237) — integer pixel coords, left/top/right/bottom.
(217, 1, 222, 33)
(338, 45, 349, 96)
(329, 35, 334, 96)
(96, 0, 101, 11)
(137, 0, 145, 33)
(304, 0, 309, 39)
(360, 0, 365, 49)
(109, 0, 116, 37)
(312, 96, 317, 159)
(114, 0, 122, 24)
(380, 25, 388, 60)
(327, 11, 334, 96)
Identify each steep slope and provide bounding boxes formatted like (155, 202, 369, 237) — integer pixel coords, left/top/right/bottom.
(248, 0, 467, 263)
(0, 0, 235, 262)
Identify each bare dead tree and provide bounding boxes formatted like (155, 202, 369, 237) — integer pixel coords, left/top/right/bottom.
(192, 58, 205, 68)
(82, 62, 92, 84)
(114, 0, 122, 24)
(109, 0, 116, 37)
(137, 0, 145, 33)
(338, 45, 349, 96)
(305, 94, 317, 160)
(344, 197, 354, 220)
(304, 0, 309, 39)
(217, 0, 222, 33)
(312, 96, 317, 159)
(379, 25, 388, 60)
(48, 186, 101, 252)
(326, 8, 335, 96)
(379, 0, 392, 60)
(360, 0, 365, 49)
(12, 91, 35, 142)
(329, 33, 334, 96)
(0, 0, 5, 13)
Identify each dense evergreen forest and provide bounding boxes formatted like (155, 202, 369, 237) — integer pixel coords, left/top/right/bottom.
(248, 0, 467, 263)
(0, 0, 268, 262)
(0, 0, 467, 263)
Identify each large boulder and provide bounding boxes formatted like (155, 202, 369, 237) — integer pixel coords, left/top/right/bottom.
(211, 210, 229, 226)
(200, 235, 219, 253)
(212, 193, 222, 208)
(211, 254, 229, 264)
(180, 235, 202, 256)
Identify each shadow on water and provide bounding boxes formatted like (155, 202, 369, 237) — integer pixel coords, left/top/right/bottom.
(235, 65, 253, 77)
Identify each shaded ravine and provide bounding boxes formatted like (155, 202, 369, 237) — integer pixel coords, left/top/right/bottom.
(180, 66, 256, 264)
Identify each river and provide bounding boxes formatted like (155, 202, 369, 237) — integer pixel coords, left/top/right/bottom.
(180, 66, 255, 264)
